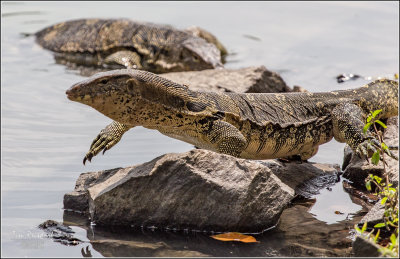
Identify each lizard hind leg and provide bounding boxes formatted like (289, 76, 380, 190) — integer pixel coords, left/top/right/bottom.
(331, 103, 398, 161)
(104, 50, 142, 69)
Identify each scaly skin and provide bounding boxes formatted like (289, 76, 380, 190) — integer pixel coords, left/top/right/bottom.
(35, 19, 223, 73)
(65, 69, 399, 164)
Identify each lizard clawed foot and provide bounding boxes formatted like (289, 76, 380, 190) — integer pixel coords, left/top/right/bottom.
(83, 129, 122, 165)
(355, 138, 399, 163)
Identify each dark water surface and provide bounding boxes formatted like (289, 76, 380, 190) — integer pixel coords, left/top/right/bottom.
(1, 1, 398, 257)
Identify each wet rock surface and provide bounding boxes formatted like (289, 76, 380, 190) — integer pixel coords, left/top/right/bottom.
(343, 116, 399, 188)
(64, 149, 339, 232)
(162, 66, 292, 93)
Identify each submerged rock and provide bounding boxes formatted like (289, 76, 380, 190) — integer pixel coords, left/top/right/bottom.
(343, 116, 399, 188)
(162, 66, 292, 93)
(64, 149, 339, 232)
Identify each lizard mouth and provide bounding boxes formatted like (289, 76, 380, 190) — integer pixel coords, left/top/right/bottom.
(66, 84, 80, 101)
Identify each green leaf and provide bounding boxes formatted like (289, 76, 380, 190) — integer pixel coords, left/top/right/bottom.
(375, 120, 387, 128)
(354, 224, 361, 233)
(381, 197, 388, 205)
(366, 181, 372, 191)
(367, 116, 372, 123)
(374, 229, 380, 242)
(373, 175, 382, 184)
(372, 109, 382, 118)
(361, 222, 368, 233)
(371, 151, 380, 165)
(374, 222, 386, 228)
(390, 234, 396, 244)
(381, 142, 389, 151)
(363, 123, 372, 134)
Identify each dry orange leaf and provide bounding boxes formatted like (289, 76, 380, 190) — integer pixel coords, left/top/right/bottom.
(210, 232, 259, 243)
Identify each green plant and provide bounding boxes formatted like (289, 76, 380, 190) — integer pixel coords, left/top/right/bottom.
(353, 110, 399, 257)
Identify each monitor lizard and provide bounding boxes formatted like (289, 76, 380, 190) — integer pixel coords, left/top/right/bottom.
(65, 69, 399, 164)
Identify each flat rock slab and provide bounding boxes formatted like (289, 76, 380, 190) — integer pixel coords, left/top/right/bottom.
(64, 150, 339, 232)
(161, 66, 291, 93)
(343, 116, 399, 187)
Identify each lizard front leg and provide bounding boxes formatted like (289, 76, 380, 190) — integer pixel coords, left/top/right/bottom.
(83, 121, 132, 164)
(331, 103, 397, 161)
(204, 120, 247, 157)
(104, 50, 142, 69)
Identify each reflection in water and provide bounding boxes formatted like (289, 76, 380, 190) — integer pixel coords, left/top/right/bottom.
(81, 246, 92, 257)
(309, 179, 363, 224)
(55, 197, 367, 257)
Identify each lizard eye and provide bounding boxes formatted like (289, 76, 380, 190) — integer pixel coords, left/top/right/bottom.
(99, 79, 108, 85)
(193, 55, 199, 62)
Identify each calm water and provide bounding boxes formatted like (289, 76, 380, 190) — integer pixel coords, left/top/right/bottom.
(1, 1, 398, 257)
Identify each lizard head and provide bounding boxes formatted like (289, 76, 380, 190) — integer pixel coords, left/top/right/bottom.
(66, 70, 141, 122)
(153, 37, 223, 72)
(66, 69, 189, 124)
(180, 37, 224, 71)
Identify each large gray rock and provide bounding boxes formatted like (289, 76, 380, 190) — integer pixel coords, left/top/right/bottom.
(161, 66, 291, 93)
(343, 116, 399, 187)
(86, 149, 295, 232)
(64, 149, 339, 232)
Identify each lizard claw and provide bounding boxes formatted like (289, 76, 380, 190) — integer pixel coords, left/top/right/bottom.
(83, 153, 93, 165)
(82, 122, 127, 165)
